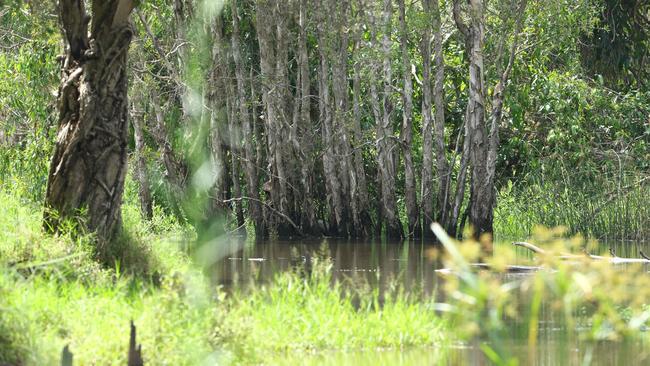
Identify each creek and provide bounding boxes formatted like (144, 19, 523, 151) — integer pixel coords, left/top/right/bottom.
(212, 237, 650, 365)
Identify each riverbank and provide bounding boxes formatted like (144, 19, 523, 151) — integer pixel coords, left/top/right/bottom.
(0, 189, 445, 365)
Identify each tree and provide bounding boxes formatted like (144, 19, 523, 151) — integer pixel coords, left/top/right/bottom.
(453, 0, 527, 244)
(44, 0, 136, 243)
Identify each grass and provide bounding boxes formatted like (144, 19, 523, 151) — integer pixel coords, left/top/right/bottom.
(494, 173, 650, 242)
(221, 261, 445, 359)
(0, 185, 446, 365)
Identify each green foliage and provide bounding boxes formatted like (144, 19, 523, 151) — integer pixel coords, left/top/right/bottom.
(0, 2, 59, 200)
(433, 225, 650, 364)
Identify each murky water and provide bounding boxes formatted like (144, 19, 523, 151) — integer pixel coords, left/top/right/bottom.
(212, 237, 650, 365)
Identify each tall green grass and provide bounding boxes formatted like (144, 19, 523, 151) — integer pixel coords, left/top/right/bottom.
(494, 174, 650, 242)
(0, 186, 446, 365)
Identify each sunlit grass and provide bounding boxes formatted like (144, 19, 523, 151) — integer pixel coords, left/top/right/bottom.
(0, 187, 447, 365)
(219, 259, 445, 361)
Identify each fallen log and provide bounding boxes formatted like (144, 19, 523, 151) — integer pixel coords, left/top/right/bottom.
(435, 263, 546, 276)
(514, 241, 650, 264)
(436, 241, 650, 275)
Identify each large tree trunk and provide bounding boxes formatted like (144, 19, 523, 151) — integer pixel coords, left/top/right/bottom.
(398, 0, 420, 238)
(465, 0, 492, 242)
(44, 0, 135, 243)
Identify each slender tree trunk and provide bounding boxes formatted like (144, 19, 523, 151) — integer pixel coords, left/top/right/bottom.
(453, 0, 491, 242)
(484, 0, 528, 237)
(273, 1, 297, 236)
(431, 0, 452, 232)
(209, 16, 228, 213)
(232, 1, 264, 236)
(331, 0, 354, 237)
(316, 0, 347, 236)
(398, 0, 419, 238)
(296, 0, 320, 234)
(465, 0, 491, 241)
(379, 0, 403, 239)
(256, 0, 295, 236)
(420, 0, 435, 237)
(352, 33, 372, 237)
(229, 124, 246, 233)
(251, 66, 268, 235)
(44, 0, 135, 244)
(132, 105, 153, 220)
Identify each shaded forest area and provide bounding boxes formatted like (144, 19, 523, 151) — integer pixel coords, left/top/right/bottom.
(1, 0, 648, 243)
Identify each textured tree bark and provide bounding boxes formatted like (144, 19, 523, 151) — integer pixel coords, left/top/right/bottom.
(256, 0, 296, 236)
(232, 1, 264, 237)
(451, 0, 527, 244)
(420, 0, 435, 238)
(379, 0, 403, 239)
(352, 31, 373, 237)
(431, 0, 453, 232)
(44, 0, 135, 243)
(273, 1, 298, 237)
(398, 0, 420, 238)
(316, 0, 347, 236)
(465, 0, 492, 243)
(296, 0, 320, 235)
(330, 0, 354, 236)
(420, 0, 436, 238)
(452, 0, 492, 242)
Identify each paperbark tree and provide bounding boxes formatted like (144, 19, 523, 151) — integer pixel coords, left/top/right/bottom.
(44, 0, 136, 243)
(398, 0, 420, 238)
(231, 0, 264, 236)
(452, 0, 528, 243)
(378, 0, 403, 239)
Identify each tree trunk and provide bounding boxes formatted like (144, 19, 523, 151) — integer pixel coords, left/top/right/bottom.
(131, 104, 153, 220)
(256, 0, 295, 236)
(316, 0, 347, 236)
(296, 0, 320, 235)
(330, 0, 354, 237)
(44, 0, 135, 244)
(465, 0, 492, 242)
(208, 17, 229, 214)
(431, 0, 452, 232)
(420, 0, 435, 238)
(352, 31, 372, 237)
(379, 0, 403, 239)
(232, 1, 264, 237)
(398, 0, 419, 238)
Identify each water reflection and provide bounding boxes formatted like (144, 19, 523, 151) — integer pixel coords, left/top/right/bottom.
(273, 338, 650, 365)
(212, 237, 441, 298)
(211, 237, 650, 365)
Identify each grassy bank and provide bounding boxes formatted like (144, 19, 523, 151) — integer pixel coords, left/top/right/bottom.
(0, 188, 445, 365)
(494, 174, 650, 241)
